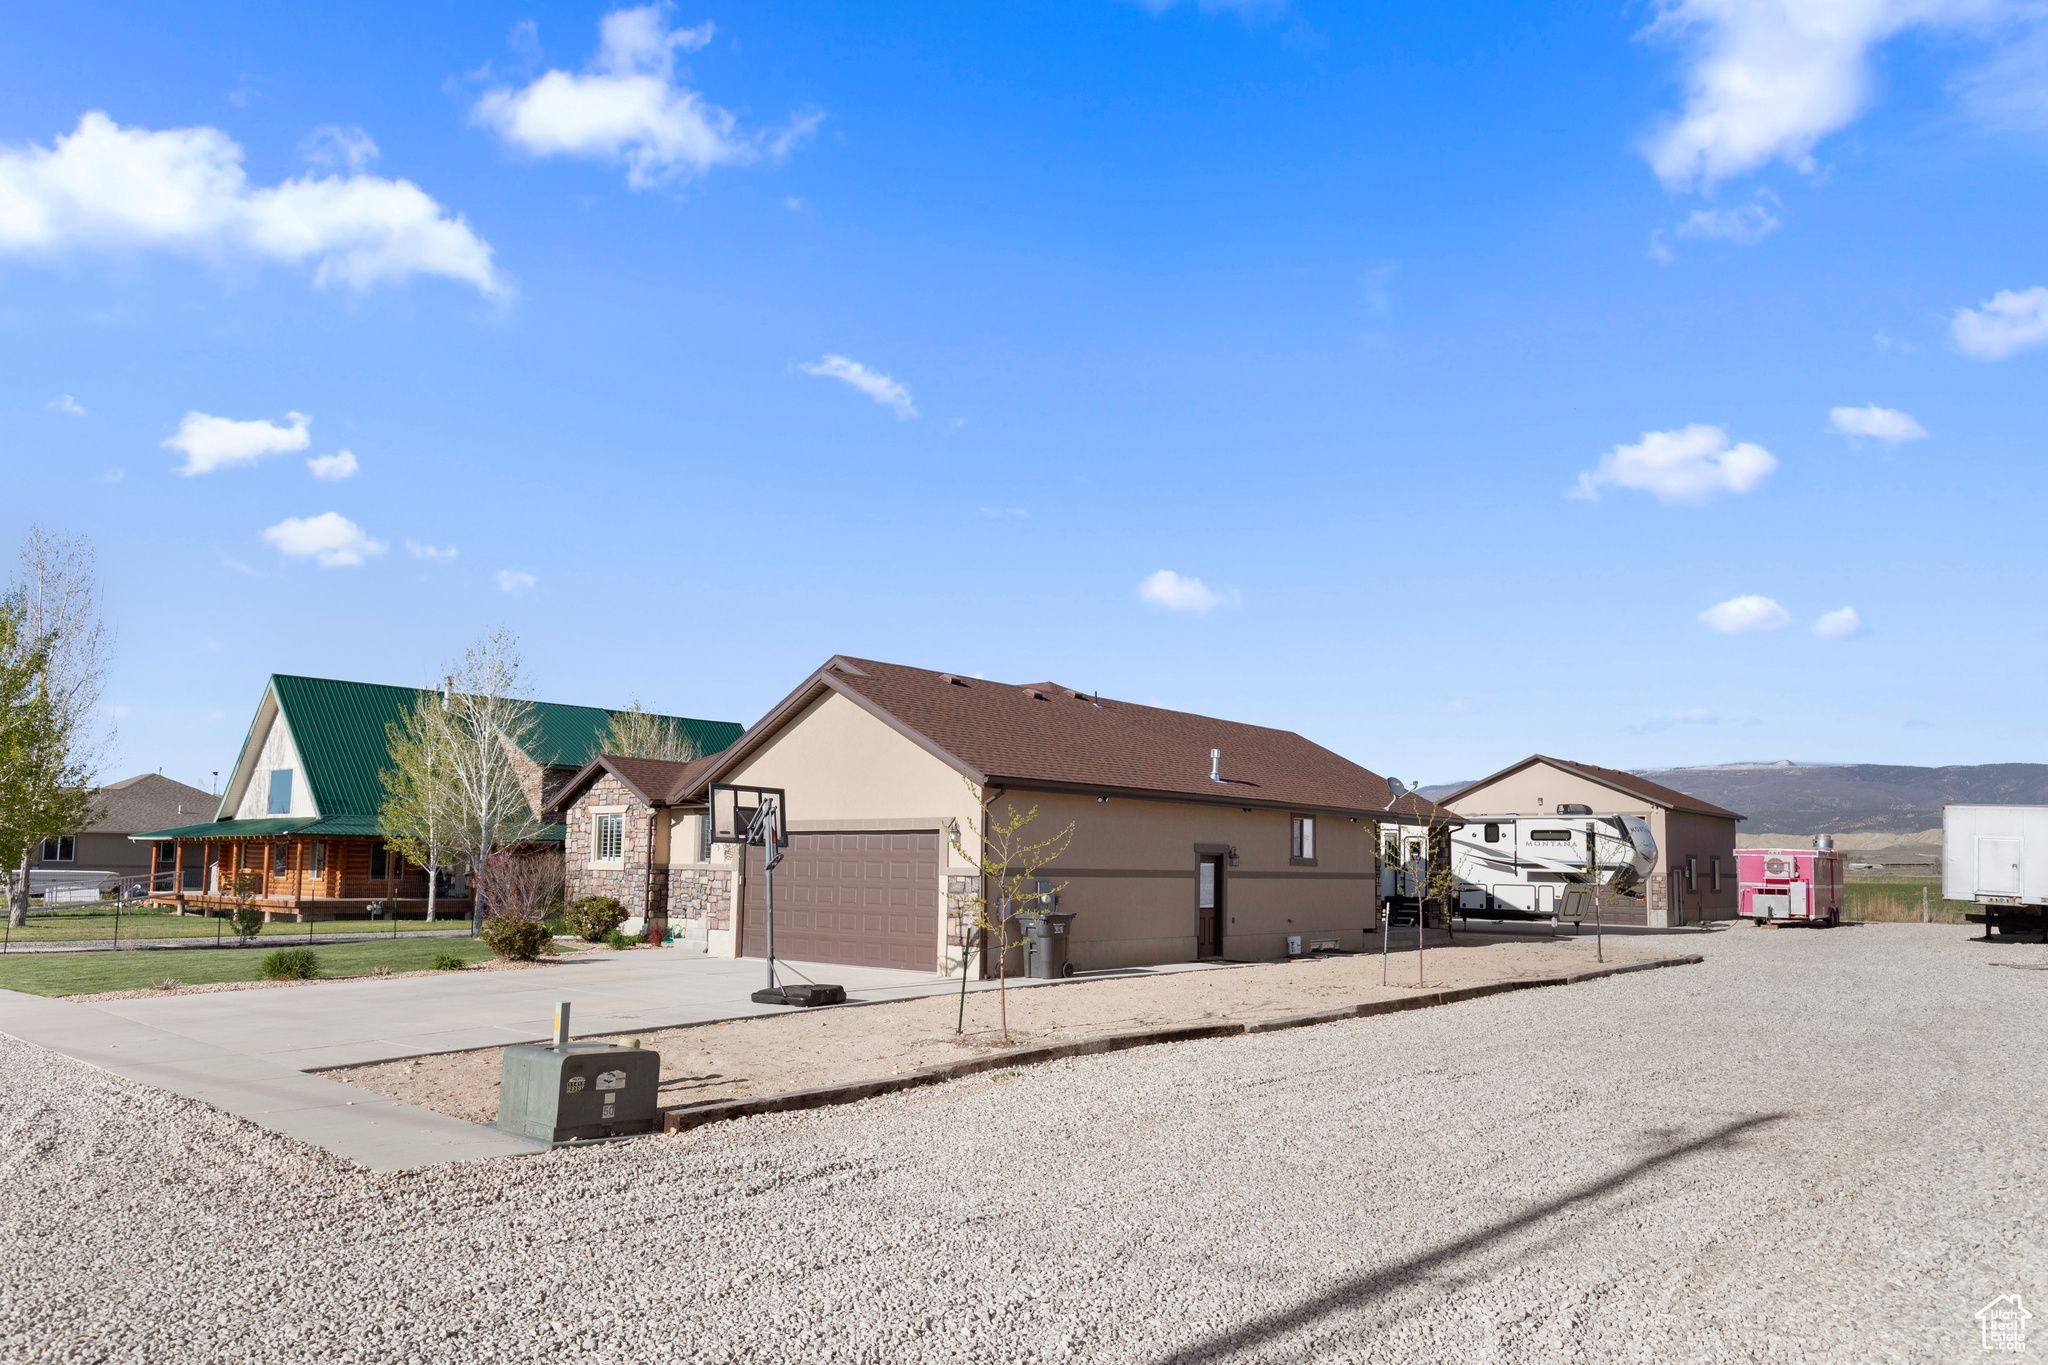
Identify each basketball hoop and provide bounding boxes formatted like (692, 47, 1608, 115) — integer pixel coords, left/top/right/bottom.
(707, 784, 842, 1008)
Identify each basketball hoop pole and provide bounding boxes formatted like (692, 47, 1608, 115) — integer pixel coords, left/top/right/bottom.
(748, 796, 783, 995)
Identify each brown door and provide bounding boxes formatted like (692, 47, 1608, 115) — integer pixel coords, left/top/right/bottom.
(1197, 855, 1225, 957)
(742, 831, 940, 972)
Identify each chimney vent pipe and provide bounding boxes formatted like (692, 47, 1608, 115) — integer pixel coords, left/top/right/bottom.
(1209, 749, 1223, 784)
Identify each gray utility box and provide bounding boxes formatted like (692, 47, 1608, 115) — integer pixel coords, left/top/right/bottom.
(496, 1041, 660, 1145)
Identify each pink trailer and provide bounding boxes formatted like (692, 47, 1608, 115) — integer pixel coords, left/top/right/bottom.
(1738, 847, 1844, 926)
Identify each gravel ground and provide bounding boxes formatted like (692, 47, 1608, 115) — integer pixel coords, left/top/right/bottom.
(1, 922, 2042, 1363)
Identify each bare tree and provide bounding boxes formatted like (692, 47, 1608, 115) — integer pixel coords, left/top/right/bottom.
(472, 849, 564, 921)
(604, 700, 700, 764)
(438, 629, 543, 932)
(378, 689, 460, 921)
(947, 775, 1075, 1043)
(4, 529, 111, 928)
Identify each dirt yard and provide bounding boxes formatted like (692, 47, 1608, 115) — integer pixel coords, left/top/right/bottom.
(331, 932, 1667, 1124)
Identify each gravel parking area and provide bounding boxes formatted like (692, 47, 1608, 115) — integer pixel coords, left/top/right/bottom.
(2, 923, 2042, 1362)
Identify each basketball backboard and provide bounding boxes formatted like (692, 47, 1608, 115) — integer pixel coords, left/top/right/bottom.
(709, 784, 789, 847)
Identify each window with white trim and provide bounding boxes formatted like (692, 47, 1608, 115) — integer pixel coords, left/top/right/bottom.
(596, 813, 624, 862)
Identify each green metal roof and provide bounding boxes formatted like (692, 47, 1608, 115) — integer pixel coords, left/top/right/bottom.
(246, 675, 743, 821)
(131, 815, 567, 844)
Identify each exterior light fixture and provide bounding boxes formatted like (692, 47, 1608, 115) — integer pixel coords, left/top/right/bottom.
(1227, 847, 1239, 867)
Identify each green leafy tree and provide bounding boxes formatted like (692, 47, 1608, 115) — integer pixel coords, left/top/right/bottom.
(0, 528, 109, 929)
(379, 691, 460, 921)
(947, 776, 1075, 1043)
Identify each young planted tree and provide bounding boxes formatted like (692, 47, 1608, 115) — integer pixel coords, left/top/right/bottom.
(1379, 799, 1463, 988)
(946, 775, 1075, 1043)
(3, 529, 111, 929)
(604, 700, 701, 764)
(378, 690, 460, 922)
(437, 629, 543, 932)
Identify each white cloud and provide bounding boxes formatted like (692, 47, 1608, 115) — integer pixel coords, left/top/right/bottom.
(1572, 424, 1777, 504)
(1630, 707, 1721, 734)
(1827, 404, 1928, 444)
(1814, 606, 1864, 637)
(768, 110, 825, 161)
(306, 449, 358, 480)
(261, 512, 386, 567)
(472, 7, 761, 189)
(0, 112, 505, 295)
(100, 468, 123, 483)
(1640, 0, 2029, 190)
(47, 394, 85, 416)
(496, 569, 538, 593)
(1951, 285, 2048, 360)
(799, 354, 917, 419)
(1137, 0, 1291, 14)
(301, 125, 378, 173)
(1138, 569, 1232, 613)
(978, 506, 1028, 518)
(1675, 200, 1779, 244)
(1698, 594, 1791, 633)
(406, 540, 458, 560)
(165, 410, 310, 475)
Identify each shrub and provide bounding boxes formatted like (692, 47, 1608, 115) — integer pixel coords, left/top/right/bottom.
(431, 952, 466, 971)
(564, 895, 629, 943)
(479, 913, 552, 962)
(152, 977, 183, 992)
(605, 926, 632, 951)
(261, 947, 320, 980)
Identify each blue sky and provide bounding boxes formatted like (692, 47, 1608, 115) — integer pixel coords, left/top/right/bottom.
(4, 0, 2046, 793)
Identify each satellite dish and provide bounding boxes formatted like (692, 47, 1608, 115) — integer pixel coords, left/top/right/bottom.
(1387, 778, 1408, 798)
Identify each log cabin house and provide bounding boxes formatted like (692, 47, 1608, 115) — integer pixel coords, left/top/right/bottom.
(129, 674, 743, 922)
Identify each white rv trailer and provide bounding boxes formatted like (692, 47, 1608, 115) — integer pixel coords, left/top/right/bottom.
(1943, 804, 2048, 938)
(1442, 808, 1659, 922)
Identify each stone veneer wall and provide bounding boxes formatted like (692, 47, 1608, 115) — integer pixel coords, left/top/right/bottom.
(562, 772, 653, 916)
(667, 866, 734, 931)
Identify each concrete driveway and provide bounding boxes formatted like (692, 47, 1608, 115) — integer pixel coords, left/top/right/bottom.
(84, 951, 971, 1071)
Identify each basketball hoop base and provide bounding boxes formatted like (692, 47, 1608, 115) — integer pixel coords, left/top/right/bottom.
(751, 984, 847, 1008)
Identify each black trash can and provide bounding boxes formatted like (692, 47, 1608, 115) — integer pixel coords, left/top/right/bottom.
(1023, 911, 1078, 978)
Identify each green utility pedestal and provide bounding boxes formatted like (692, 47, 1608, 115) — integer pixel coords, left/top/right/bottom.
(495, 1041, 660, 1146)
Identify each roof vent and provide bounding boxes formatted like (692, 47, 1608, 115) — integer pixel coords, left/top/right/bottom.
(939, 674, 969, 687)
(1021, 687, 1049, 701)
(1210, 749, 1224, 784)
(1558, 803, 1593, 815)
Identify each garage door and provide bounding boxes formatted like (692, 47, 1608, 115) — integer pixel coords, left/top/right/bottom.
(741, 831, 941, 972)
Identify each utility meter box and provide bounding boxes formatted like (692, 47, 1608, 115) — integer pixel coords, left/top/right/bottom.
(495, 1041, 661, 1146)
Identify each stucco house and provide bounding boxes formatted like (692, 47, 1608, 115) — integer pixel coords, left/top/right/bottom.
(132, 674, 741, 920)
(26, 773, 215, 889)
(555, 655, 1426, 974)
(1439, 755, 1743, 926)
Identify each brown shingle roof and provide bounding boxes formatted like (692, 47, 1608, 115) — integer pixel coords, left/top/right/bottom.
(545, 751, 728, 812)
(88, 773, 219, 833)
(1445, 754, 1745, 821)
(689, 656, 1404, 817)
(1383, 791, 1464, 824)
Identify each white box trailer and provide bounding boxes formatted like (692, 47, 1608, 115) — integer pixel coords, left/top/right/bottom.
(1943, 804, 2048, 939)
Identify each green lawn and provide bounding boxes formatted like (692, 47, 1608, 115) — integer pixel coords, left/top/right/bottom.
(0, 936, 502, 998)
(0, 905, 475, 945)
(1844, 877, 1975, 925)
